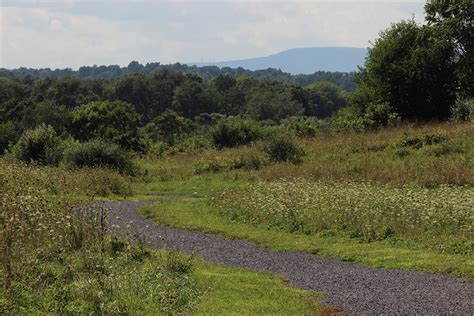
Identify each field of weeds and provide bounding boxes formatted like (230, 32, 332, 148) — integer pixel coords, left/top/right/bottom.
(1, 158, 320, 314)
(215, 179, 473, 255)
(0, 159, 198, 313)
(137, 122, 474, 278)
(139, 122, 474, 186)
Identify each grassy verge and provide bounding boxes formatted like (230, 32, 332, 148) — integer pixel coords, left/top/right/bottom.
(0, 159, 193, 313)
(138, 182, 474, 279)
(194, 259, 322, 315)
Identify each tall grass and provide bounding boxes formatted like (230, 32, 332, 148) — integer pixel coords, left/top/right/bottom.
(0, 159, 197, 313)
(215, 179, 474, 255)
(142, 122, 474, 187)
(259, 122, 474, 186)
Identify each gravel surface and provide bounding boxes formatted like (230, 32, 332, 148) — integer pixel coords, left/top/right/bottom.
(101, 200, 474, 315)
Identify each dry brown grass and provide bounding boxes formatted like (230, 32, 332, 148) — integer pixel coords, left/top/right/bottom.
(143, 121, 474, 187)
(258, 122, 474, 186)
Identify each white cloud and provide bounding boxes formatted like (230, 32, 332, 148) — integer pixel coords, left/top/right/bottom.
(0, 1, 426, 68)
(224, 1, 425, 56)
(1, 6, 166, 68)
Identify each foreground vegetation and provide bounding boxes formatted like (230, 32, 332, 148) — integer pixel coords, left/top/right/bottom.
(136, 122, 474, 279)
(216, 180, 473, 253)
(0, 160, 191, 313)
(4, 121, 471, 313)
(0, 158, 322, 314)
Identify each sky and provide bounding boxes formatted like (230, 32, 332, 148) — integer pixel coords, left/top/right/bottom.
(0, 0, 426, 69)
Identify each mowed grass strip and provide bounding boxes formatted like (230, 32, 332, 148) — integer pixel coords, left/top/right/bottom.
(194, 260, 322, 315)
(140, 195, 474, 279)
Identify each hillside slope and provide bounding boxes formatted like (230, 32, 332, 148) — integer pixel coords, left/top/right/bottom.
(192, 47, 367, 74)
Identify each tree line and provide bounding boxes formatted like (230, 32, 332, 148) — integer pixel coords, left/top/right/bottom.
(347, 1, 473, 123)
(0, 1, 472, 159)
(0, 70, 349, 153)
(0, 63, 357, 91)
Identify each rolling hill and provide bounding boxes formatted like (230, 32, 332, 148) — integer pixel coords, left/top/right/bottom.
(191, 47, 367, 74)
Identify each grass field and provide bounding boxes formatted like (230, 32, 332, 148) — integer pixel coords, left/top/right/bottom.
(135, 122, 474, 279)
(0, 159, 321, 314)
(194, 259, 322, 315)
(136, 121, 474, 187)
(2, 122, 473, 313)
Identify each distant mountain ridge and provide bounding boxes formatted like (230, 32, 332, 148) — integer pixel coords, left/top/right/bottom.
(0, 61, 358, 91)
(191, 47, 367, 74)
(0, 47, 364, 91)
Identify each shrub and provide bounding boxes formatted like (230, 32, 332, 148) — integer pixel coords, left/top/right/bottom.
(331, 106, 366, 130)
(427, 142, 465, 157)
(144, 110, 193, 146)
(231, 152, 265, 170)
(281, 116, 319, 137)
(0, 121, 19, 154)
(363, 102, 400, 127)
(423, 134, 446, 145)
(64, 139, 135, 175)
(146, 142, 168, 159)
(398, 134, 446, 149)
(72, 101, 143, 151)
(193, 159, 226, 174)
(332, 103, 399, 130)
(263, 132, 305, 164)
(211, 117, 261, 149)
(10, 124, 63, 165)
(399, 136, 424, 149)
(450, 98, 474, 122)
(174, 134, 212, 154)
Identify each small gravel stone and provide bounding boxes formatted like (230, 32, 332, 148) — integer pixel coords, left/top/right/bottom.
(101, 201, 474, 315)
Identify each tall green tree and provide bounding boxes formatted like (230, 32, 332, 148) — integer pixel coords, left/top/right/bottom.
(172, 81, 220, 118)
(0, 78, 29, 124)
(245, 87, 303, 122)
(72, 100, 142, 150)
(42, 77, 90, 108)
(425, 0, 473, 97)
(110, 74, 153, 122)
(144, 110, 192, 145)
(305, 81, 348, 118)
(355, 19, 456, 119)
(21, 101, 72, 133)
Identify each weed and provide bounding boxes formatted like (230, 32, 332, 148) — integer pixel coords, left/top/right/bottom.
(263, 132, 305, 164)
(215, 179, 473, 254)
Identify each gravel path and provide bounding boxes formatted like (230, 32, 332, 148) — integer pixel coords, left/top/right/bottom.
(102, 201, 473, 315)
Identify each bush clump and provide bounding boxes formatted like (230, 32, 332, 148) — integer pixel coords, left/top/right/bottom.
(193, 157, 228, 174)
(450, 98, 474, 122)
(173, 134, 212, 154)
(398, 134, 446, 149)
(332, 103, 400, 130)
(10, 124, 63, 165)
(263, 132, 305, 164)
(211, 118, 260, 149)
(231, 153, 265, 170)
(281, 116, 319, 137)
(64, 139, 135, 174)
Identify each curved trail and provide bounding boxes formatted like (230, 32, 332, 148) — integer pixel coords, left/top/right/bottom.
(102, 201, 473, 315)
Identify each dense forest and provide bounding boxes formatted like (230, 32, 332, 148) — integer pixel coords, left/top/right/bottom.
(0, 0, 472, 160)
(0, 63, 357, 91)
(0, 69, 352, 153)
